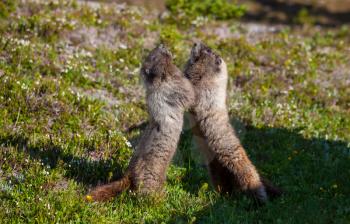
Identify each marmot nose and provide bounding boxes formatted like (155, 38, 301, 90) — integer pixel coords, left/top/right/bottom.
(158, 44, 172, 57)
(192, 41, 202, 58)
(193, 42, 201, 49)
(158, 44, 167, 52)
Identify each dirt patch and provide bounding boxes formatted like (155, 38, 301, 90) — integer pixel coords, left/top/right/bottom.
(43, 179, 70, 192)
(241, 0, 350, 25)
(288, 0, 350, 13)
(71, 87, 121, 107)
(82, 0, 166, 11)
(66, 26, 126, 50)
(86, 150, 106, 161)
(202, 22, 284, 43)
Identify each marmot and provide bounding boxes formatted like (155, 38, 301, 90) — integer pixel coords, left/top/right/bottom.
(87, 45, 195, 201)
(185, 42, 281, 203)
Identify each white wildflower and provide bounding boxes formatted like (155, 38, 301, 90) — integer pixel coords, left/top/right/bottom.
(123, 136, 132, 148)
(16, 39, 30, 47)
(119, 43, 127, 49)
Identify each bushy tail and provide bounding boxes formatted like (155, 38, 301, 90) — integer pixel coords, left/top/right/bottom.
(248, 177, 283, 206)
(87, 172, 131, 202)
(261, 177, 283, 199)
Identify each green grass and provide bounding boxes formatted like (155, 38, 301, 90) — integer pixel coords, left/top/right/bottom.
(0, 0, 349, 223)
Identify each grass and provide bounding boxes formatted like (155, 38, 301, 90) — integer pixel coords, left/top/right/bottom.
(0, 0, 349, 223)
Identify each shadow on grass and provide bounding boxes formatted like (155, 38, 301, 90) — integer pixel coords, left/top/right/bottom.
(1, 120, 349, 222)
(170, 122, 350, 223)
(0, 134, 124, 186)
(244, 0, 350, 26)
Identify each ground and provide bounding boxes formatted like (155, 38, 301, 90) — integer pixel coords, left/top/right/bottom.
(0, 0, 349, 223)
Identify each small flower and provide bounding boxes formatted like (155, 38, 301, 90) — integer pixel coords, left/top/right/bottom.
(123, 136, 132, 148)
(119, 43, 127, 49)
(332, 184, 338, 189)
(86, 195, 93, 202)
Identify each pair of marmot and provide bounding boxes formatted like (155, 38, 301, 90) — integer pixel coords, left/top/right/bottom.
(87, 43, 282, 204)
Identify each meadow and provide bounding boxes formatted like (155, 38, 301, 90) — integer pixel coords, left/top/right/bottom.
(0, 0, 349, 223)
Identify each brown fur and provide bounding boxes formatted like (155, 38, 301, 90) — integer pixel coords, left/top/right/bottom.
(185, 42, 282, 203)
(87, 45, 195, 201)
(88, 172, 131, 201)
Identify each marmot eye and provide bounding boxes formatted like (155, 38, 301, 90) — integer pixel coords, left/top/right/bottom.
(215, 57, 222, 65)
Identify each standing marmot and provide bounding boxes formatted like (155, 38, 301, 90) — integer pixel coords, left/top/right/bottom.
(185, 42, 281, 203)
(87, 45, 195, 201)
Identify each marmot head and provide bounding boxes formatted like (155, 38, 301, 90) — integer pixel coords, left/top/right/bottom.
(141, 44, 177, 87)
(141, 45, 195, 111)
(184, 42, 225, 86)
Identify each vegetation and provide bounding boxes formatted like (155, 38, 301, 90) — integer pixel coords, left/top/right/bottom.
(166, 0, 246, 21)
(0, 0, 349, 223)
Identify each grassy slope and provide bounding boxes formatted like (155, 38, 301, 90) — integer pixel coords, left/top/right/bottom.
(0, 0, 349, 223)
